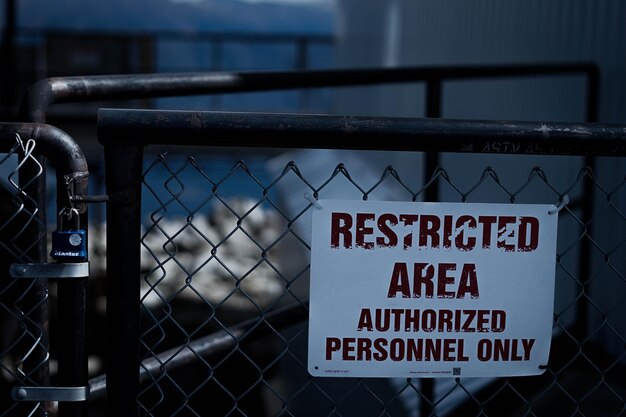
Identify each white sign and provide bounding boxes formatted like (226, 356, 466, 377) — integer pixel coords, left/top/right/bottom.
(308, 200, 558, 378)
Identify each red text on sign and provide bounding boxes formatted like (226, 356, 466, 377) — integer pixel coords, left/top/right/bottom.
(387, 262, 479, 299)
(330, 212, 539, 252)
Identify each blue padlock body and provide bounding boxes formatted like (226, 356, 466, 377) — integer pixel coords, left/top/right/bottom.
(50, 229, 87, 262)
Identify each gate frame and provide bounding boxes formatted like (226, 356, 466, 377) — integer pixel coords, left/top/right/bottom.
(13, 63, 599, 416)
(98, 108, 624, 417)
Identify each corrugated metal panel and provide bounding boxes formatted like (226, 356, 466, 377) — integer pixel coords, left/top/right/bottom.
(335, 0, 626, 123)
(333, 3, 626, 414)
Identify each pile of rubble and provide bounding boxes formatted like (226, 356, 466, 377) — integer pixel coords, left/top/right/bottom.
(139, 198, 286, 312)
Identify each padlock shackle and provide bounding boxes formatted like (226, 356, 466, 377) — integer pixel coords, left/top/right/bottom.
(58, 207, 81, 231)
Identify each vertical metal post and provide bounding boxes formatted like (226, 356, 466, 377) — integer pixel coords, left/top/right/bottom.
(574, 67, 599, 340)
(56, 278, 88, 417)
(424, 79, 441, 201)
(57, 176, 89, 417)
(1, 0, 16, 118)
(296, 38, 310, 111)
(105, 140, 144, 417)
(210, 38, 224, 110)
(19, 51, 52, 415)
(18, 155, 49, 417)
(420, 79, 442, 417)
(1, 11, 50, 414)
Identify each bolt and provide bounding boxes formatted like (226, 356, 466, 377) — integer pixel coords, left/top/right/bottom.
(14, 388, 27, 400)
(12, 265, 26, 277)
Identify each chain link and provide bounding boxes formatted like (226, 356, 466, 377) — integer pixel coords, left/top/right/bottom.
(135, 152, 626, 416)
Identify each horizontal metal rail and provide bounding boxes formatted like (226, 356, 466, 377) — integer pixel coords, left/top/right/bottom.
(98, 109, 626, 156)
(88, 302, 308, 401)
(23, 63, 598, 123)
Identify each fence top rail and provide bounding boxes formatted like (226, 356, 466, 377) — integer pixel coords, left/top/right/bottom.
(97, 108, 626, 157)
(23, 62, 598, 123)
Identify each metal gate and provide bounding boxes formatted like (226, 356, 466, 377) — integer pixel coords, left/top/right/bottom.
(98, 109, 626, 416)
(0, 63, 613, 416)
(0, 123, 89, 417)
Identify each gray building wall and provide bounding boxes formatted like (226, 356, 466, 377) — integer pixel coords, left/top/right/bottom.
(335, 0, 625, 122)
(330, 1, 626, 410)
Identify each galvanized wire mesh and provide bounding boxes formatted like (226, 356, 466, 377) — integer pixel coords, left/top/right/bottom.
(0, 134, 49, 417)
(137, 151, 626, 417)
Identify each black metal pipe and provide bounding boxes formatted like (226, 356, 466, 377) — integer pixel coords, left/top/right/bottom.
(11, 21, 55, 416)
(56, 279, 88, 417)
(22, 64, 598, 122)
(97, 109, 626, 157)
(88, 302, 308, 401)
(104, 139, 144, 417)
(0, 123, 89, 416)
(424, 80, 442, 201)
(573, 65, 600, 341)
(0, 123, 89, 199)
(1, 0, 17, 119)
(0, 123, 89, 244)
(421, 79, 442, 417)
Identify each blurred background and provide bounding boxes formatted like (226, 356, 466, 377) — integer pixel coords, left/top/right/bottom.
(1, 1, 626, 416)
(2, 0, 626, 194)
(3, 0, 626, 223)
(2, 0, 625, 122)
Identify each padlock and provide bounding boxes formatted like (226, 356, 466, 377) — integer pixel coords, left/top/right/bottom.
(50, 208, 87, 262)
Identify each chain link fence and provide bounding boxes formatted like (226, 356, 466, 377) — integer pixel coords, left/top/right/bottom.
(97, 109, 626, 417)
(0, 63, 607, 416)
(0, 134, 49, 417)
(127, 147, 625, 416)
